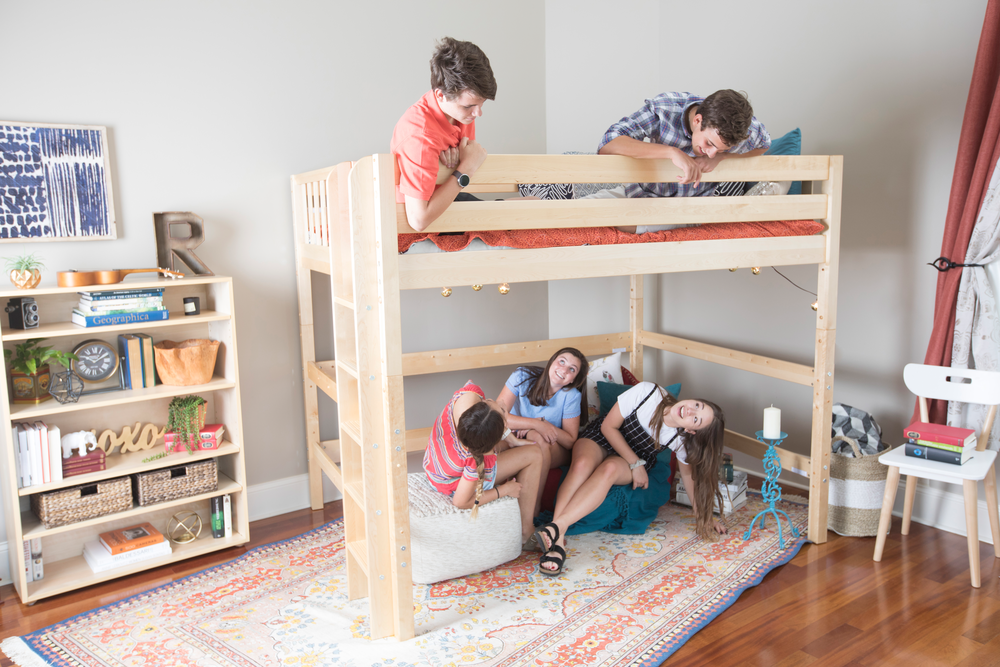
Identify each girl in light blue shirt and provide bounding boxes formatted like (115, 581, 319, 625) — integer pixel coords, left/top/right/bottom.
(496, 348, 589, 515)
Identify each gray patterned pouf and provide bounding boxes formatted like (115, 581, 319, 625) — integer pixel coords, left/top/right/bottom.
(407, 472, 522, 584)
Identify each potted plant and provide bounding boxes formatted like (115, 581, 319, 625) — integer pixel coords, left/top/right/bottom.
(4, 338, 77, 404)
(5, 252, 44, 290)
(165, 395, 207, 453)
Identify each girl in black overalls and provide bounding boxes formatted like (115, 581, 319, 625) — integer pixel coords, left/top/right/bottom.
(533, 381, 726, 576)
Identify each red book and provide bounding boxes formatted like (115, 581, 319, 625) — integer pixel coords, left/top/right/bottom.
(903, 421, 976, 448)
(164, 424, 225, 453)
(99, 522, 164, 555)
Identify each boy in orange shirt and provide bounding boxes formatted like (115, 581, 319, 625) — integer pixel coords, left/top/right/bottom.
(390, 37, 494, 232)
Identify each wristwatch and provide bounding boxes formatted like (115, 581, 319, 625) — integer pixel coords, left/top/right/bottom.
(630, 459, 646, 470)
(453, 169, 470, 188)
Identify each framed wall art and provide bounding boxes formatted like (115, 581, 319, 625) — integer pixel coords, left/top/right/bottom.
(0, 121, 117, 242)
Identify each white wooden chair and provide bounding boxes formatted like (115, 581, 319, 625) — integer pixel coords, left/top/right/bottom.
(873, 364, 1000, 587)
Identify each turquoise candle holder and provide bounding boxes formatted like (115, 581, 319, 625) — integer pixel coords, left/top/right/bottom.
(743, 430, 800, 549)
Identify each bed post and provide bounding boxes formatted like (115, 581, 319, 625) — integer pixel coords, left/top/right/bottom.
(808, 155, 843, 544)
(631, 274, 644, 381)
(350, 155, 414, 640)
(291, 175, 325, 511)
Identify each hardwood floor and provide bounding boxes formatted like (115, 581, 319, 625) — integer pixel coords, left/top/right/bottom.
(1, 499, 998, 666)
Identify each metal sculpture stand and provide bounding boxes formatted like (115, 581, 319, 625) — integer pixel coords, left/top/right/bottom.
(743, 430, 800, 549)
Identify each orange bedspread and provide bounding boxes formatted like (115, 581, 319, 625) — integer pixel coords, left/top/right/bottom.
(398, 220, 825, 254)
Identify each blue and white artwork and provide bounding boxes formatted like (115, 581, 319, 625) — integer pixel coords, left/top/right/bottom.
(0, 122, 116, 241)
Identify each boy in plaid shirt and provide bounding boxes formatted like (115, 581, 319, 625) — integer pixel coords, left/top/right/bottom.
(597, 90, 770, 199)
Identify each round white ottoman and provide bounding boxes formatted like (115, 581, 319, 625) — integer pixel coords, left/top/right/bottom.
(407, 472, 522, 584)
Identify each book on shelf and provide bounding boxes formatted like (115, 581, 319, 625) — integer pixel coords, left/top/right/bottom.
(223, 493, 232, 539)
(72, 308, 169, 328)
(23, 538, 43, 581)
(117, 334, 144, 390)
(211, 496, 225, 538)
(77, 302, 164, 315)
(47, 424, 62, 484)
(903, 442, 973, 465)
(906, 437, 974, 454)
(83, 539, 172, 573)
(15, 424, 31, 488)
(134, 333, 156, 387)
(78, 294, 164, 306)
(164, 423, 225, 452)
(62, 448, 106, 477)
(78, 288, 165, 301)
(99, 522, 165, 555)
(903, 421, 976, 448)
(33, 421, 50, 484)
(24, 423, 43, 487)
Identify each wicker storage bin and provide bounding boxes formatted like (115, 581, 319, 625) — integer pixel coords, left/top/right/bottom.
(828, 435, 889, 536)
(31, 477, 132, 529)
(133, 459, 218, 506)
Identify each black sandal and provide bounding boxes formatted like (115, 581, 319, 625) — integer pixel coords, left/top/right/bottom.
(532, 522, 560, 552)
(539, 544, 567, 576)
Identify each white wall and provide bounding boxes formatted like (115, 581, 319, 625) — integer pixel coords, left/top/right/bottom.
(0, 0, 547, 582)
(546, 0, 995, 536)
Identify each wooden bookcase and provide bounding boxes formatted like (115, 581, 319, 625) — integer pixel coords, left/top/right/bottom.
(0, 275, 247, 603)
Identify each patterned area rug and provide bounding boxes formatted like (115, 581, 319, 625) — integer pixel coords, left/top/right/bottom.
(2, 493, 807, 667)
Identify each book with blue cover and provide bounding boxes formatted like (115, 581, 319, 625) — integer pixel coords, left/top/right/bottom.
(72, 309, 169, 328)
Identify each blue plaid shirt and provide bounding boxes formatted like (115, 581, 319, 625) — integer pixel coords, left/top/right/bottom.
(597, 92, 771, 198)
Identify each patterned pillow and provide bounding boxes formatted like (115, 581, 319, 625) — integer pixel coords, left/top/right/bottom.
(517, 152, 622, 200)
(585, 352, 623, 420)
(713, 180, 748, 197)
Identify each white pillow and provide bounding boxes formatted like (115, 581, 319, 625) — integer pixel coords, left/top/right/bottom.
(745, 180, 792, 196)
(585, 352, 623, 420)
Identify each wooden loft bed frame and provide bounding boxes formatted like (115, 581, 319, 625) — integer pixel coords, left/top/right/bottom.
(290, 153, 842, 641)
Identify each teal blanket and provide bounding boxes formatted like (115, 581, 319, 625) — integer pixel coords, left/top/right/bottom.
(538, 462, 673, 536)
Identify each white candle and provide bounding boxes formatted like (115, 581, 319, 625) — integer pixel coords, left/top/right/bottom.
(763, 405, 781, 439)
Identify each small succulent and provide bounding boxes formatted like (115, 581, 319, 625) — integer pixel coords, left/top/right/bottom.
(4, 252, 45, 273)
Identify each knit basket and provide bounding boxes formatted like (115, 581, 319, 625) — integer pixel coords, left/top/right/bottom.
(827, 435, 888, 536)
(31, 477, 132, 528)
(133, 459, 218, 506)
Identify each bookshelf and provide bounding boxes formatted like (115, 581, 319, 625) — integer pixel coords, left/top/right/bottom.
(0, 276, 248, 603)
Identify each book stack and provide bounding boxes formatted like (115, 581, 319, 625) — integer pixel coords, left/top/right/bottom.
(117, 332, 157, 389)
(675, 469, 748, 515)
(903, 421, 977, 465)
(164, 423, 225, 453)
(72, 288, 169, 328)
(63, 448, 106, 478)
(83, 522, 171, 573)
(11, 423, 62, 489)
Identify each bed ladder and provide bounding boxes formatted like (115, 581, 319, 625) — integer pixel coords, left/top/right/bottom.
(292, 161, 414, 641)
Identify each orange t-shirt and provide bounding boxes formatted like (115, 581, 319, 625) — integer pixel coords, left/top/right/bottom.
(390, 90, 476, 203)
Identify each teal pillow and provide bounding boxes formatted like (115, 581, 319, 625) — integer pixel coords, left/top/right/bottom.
(597, 381, 681, 419)
(764, 128, 802, 195)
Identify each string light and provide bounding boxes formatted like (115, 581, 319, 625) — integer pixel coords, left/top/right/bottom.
(472, 284, 482, 291)
(499, 283, 510, 295)
(441, 287, 452, 297)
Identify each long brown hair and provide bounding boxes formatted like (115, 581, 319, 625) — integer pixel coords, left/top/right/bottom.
(681, 399, 726, 540)
(647, 391, 726, 540)
(456, 400, 505, 519)
(515, 347, 590, 428)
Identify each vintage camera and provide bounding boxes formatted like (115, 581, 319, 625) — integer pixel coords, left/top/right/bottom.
(5, 297, 39, 329)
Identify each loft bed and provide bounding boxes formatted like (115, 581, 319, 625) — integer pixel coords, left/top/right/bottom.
(290, 153, 842, 641)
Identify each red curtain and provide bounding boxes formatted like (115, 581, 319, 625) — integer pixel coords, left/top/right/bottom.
(920, 0, 1000, 424)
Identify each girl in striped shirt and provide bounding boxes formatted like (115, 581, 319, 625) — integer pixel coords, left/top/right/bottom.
(424, 381, 544, 545)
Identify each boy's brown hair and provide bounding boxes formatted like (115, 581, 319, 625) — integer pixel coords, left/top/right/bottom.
(698, 89, 754, 148)
(430, 37, 497, 101)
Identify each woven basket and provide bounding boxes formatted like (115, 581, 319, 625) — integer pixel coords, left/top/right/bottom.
(133, 459, 218, 506)
(31, 477, 132, 529)
(828, 435, 888, 536)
